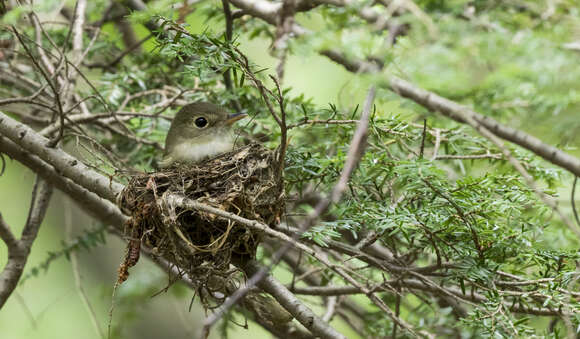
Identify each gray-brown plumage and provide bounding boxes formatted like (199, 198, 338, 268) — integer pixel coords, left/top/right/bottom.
(160, 102, 246, 168)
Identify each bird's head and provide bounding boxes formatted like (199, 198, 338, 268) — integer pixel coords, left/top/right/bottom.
(161, 102, 247, 167)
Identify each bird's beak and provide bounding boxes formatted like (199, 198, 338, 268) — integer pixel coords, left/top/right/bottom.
(225, 112, 247, 125)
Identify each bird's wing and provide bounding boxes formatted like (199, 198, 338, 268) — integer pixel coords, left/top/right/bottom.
(158, 155, 174, 168)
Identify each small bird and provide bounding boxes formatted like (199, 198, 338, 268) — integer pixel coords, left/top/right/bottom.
(159, 102, 247, 168)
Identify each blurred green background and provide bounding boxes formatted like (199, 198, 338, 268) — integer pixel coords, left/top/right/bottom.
(0, 6, 362, 339)
(1, 0, 579, 338)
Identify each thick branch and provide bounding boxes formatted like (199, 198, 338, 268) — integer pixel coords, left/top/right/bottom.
(136, 244, 311, 339)
(0, 117, 342, 338)
(0, 215, 18, 250)
(243, 260, 346, 339)
(21, 179, 53, 247)
(0, 111, 124, 201)
(0, 215, 25, 309)
(0, 136, 127, 228)
(226, 0, 580, 177)
(387, 77, 580, 177)
(0, 136, 315, 337)
(200, 86, 379, 337)
(0, 178, 53, 309)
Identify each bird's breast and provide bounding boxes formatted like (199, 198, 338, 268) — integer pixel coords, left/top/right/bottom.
(170, 137, 234, 164)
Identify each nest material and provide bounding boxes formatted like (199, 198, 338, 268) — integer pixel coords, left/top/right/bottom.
(116, 143, 284, 298)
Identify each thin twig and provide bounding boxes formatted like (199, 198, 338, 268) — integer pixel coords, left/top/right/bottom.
(85, 34, 152, 70)
(434, 153, 503, 160)
(200, 86, 387, 337)
(64, 198, 104, 338)
(273, 0, 297, 82)
(11, 28, 66, 148)
(572, 176, 579, 227)
(269, 75, 287, 181)
(322, 296, 338, 323)
(430, 128, 441, 161)
(287, 119, 359, 129)
(221, 0, 234, 92)
(419, 118, 426, 159)
(449, 109, 580, 238)
(220, 0, 242, 112)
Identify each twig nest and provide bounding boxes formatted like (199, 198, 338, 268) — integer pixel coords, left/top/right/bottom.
(116, 143, 284, 298)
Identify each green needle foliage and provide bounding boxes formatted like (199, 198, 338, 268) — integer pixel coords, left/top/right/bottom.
(2, 0, 580, 338)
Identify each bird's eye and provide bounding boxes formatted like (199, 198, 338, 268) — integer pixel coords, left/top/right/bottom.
(194, 117, 208, 128)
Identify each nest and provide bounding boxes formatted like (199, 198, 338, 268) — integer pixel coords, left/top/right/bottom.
(116, 143, 284, 303)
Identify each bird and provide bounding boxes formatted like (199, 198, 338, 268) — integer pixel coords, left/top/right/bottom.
(159, 102, 247, 168)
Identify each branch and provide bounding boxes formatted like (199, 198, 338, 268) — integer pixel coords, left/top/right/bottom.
(21, 179, 53, 248)
(11, 27, 66, 147)
(221, 0, 235, 92)
(85, 34, 152, 70)
(228, 0, 580, 235)
(573, 176, 580, 227)
(139, 238, 313, 339)
(0, 215, 18, 250)
(0, 214, 24, 309)
(0, 111, 124, 202)
(226, 0, 580, 177)
(0, 112, 348, 338)
(289, 280, 573, 317)
(272, 0, 297, 82)
(269, 75, 288, 182)
(0, 136, 127, 228)
(200, 87, 377, 337)
(287, 118, 359, 129)
(0, 177, 53, 309)
(0, 135, 315, 337)
(434, 153, 503, 160)
(164, 197, 422, 337)
(275, 243, 370, 336)
(70, 0, 87, 60)
(220, 0, 243, 113)
(387, 77, 580, 177)
(242, 260, 345, 339)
